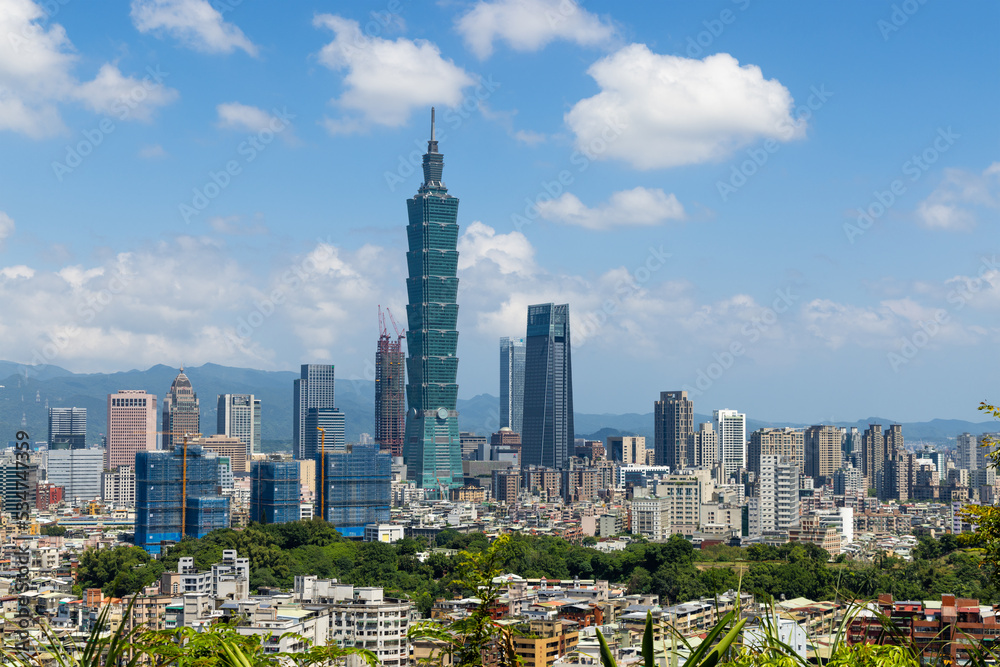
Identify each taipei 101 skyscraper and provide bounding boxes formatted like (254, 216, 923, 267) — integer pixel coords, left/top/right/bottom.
(403, 109, 463, 494)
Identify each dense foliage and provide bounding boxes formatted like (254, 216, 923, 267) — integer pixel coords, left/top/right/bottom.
(75, 523, 996, 613)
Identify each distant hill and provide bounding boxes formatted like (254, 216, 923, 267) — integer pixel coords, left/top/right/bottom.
(0, 361, 994, 449)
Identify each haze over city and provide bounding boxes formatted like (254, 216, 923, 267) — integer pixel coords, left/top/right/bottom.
(0, 0, 997, 423)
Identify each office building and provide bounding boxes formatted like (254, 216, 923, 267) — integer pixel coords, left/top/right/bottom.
(317, 443, 391, 537)
(714, 409, 746, 480)
(521, 303, 574, 470)
(303, 408, 345, 459)
(250, 460, 300, 524)
(608, 436, 646, 465)
(631, 496, 671, 541)
(217, 394, 261, 458)
(46, 447, 103, 502)
(562, 468, 598, 503)
(748, 428, 804, 479)
(293, 364, 336, 460)
(500, 336, 526, 435)
(106, 390, 157, 470)
(460, 431, 488, 459)
(688, 422, 718, 468)
(134, 445, 229, 554)
(192, 434, 247, 474)
(376, 316, 406, 457)
(162, 368, 200, 450)
(654, 390, 693, 469)
(48, 407, 86, 449)
(956, 433, 977, 470)
(403, 111, 463, 493)
(0, 456, 37, 512)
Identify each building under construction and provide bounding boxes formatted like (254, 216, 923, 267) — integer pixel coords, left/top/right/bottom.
(134, 445, 229, 555)
(250, 459, 300, 524)
(375, 307, 405, 458)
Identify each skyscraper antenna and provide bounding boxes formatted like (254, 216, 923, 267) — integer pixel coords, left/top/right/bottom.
(431, 107, 435, 142)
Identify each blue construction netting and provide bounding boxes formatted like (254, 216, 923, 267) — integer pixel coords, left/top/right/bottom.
(250, 461, 300, 524)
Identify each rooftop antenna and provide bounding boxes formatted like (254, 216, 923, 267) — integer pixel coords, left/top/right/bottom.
(428, 107, 438, 154)
(431, 107, 435, 141)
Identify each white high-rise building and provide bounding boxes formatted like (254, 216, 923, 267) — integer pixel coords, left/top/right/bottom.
(713, 409, 746, 480)
(102, 466, 136, 508)
(217, 394, 262, 458)
(46, 448, 104, 502)
(755, 455, 800, 534)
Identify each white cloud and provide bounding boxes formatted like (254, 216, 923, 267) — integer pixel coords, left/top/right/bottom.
(216, 102, 275, 132)
(457, 221, 536, 276)
(0, 0, 177, 138)
(566, 46, 806, 170)
(0, 212, 14, 246)
(130, 0, 257, 56)
(916, 162, 1000, 231)
(479, 102, 547, 145)
(73, 63, 179, 121)
(0, 265, 34, 280)
(314, 14, 476, 133)
(455, 0, 615, 59)
(538, 187, 685, 230)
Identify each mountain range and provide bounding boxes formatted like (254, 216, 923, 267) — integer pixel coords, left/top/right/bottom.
(0, 361, 993, 450)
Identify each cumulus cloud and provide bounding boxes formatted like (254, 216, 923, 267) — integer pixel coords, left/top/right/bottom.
(916, 162, 1000, 231)
(73, 63, 179, 121)
(538, 187, 685, 230)
(455, 0, 615, 59)
(216, 102, 296, 142)
(0, 0, 177, 138)
(130, 0, 257, 56)
(458, 221, 536, 276)
(566, 46, 805, 170)
(314, 14, 476, 133)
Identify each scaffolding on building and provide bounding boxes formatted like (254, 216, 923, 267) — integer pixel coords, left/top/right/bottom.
(250, 460, 300, 524)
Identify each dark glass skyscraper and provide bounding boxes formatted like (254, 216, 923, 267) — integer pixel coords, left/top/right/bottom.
(654, 390, 693, 469)
(293, 364, 336, 460)
(500, 337, 525, 435)
(48, 407, 87, 449)
(403, 109, 462, 492)
(521, 303, 574, 470)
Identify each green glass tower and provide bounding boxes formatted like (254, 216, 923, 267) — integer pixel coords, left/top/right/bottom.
(403, 108, 463, 494)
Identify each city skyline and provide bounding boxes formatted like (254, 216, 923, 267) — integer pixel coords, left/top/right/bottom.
(0, 2, 996, 424)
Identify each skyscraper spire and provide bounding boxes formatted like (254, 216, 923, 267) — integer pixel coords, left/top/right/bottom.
(428, 106, 438, 154)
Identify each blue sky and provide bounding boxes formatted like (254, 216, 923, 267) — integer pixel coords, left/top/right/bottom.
(0, 0, 996, 424)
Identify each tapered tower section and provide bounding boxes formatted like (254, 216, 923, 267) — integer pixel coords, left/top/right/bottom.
(403, 109, 463, 493)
